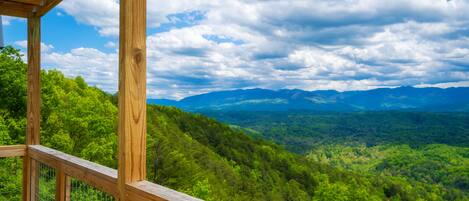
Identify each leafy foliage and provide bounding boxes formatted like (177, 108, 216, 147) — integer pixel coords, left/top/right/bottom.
(307, 143, 469, 200)
(308, 144, 469, 192)
(204, 110, 469, 199)
(203, 111, 469, 153)
(0, 47, 467, 200)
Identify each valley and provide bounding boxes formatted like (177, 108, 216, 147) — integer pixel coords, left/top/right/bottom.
(1, 48, 468, 200)
(202, 110, 469, 199)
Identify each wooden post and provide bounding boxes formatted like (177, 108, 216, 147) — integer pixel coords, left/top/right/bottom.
(23, 15, 41, 201)
(26, 13, 41, 148)
(117, 0, 147, 200)
(56, 170, 70, 201)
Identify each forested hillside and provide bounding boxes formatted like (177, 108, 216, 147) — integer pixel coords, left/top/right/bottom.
(203, 110, 469, 199)
(0, 47, 468, 200)
(307, 144, 469, 195)
(204, 111, 469, 153)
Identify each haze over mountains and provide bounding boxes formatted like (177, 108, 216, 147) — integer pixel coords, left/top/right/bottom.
(148, 87, 469, 112)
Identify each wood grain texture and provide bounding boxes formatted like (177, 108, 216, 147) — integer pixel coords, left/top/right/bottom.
(27, 16, 41, 146)
(37, 0, 62, 16)
(0, 1, 34, 18)
(0, 145, 26, 157)
(126, 181, 204, 201)
(0, 0, 62, 17)
(56, 168, 70, 201)
(65, 176, 71, 201)
(118, 0, 147, 200)
(29, 145, 120, 198)
(4, 0, 41, 5)
(23, 158, 39, 201)
(28, 145, 201, 201)
(23, 16, 41, 201)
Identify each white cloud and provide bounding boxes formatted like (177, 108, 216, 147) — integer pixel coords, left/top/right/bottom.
(14, 40, 55, 52)
(104, 41, 117, 48)
(1, 16, 10, 26)
(43, 47, 118, 92)
(415, 81, 469, 88)
(58, 0, 119, 36)
(1, 16, 23, 26)
(33, 0, 469, 99)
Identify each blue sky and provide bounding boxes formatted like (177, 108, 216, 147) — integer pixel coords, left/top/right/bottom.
(3, 0, 469, 99)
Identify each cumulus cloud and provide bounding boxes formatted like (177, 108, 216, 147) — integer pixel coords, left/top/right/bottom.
(2, 16, 24, 26)
(14, 40, 55, 52)
(37, 0, 469, 99)
(1, 16, 11, 26)
(43, 47, 118, 92)
(104, 41, 117, 48)
(58, 0, 119, 36)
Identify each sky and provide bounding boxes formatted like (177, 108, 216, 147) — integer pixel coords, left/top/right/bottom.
(2, 0, 469, 100)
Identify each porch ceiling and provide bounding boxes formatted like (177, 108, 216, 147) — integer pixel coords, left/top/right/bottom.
(0, 0, 62, 18)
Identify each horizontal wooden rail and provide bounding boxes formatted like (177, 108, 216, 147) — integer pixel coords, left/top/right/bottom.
(0, 145, 27, 157)
(127, 181, 202, 201)
(28, 145, 202, 201)
(29, 145, 119, 197)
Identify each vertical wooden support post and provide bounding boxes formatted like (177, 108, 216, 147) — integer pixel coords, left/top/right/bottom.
(26, 15, 41, 150)
(23, 15, 41, 201)
(118, 0, 147, 200)
(65, 177, 71, 201)
(56, 169, 70, 201)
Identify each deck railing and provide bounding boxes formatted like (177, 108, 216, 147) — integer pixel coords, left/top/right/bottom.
(1, 1, 194, 200)
(0, 145, 202, 201)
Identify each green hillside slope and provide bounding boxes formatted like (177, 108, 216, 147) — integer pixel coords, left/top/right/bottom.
(0, 47, 467, 200)
(307, 144, 469, 195)
(201, 111, 469, 199)
(203, 111, 469, 153)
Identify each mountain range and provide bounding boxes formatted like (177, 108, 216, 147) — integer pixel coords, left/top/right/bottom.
(148, 87, 469, 112)
(2, 47, 468, 200)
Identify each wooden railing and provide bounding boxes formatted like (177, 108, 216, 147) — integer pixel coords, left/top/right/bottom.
(1, 1, 193, 200)
(0, 145, 202, 201)
(0, 145, 27, 158)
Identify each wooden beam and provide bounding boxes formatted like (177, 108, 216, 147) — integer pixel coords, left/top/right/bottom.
(23, 15, 40, 201)
(0, 1, 34, 18)
(0, 0, 62, 17)
(126, 181, 203, 201)
(118, 0, 147, 200)
(5, 0, 41, 5)
(37, 0, 62, 17)
(0, 145, 27, 157)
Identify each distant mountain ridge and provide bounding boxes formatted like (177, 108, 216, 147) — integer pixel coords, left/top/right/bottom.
(148, 87, 469, 112)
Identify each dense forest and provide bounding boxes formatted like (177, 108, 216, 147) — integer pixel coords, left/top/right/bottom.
(203, 111, 469, 153)
(307, 144, 469, 195)
(203, 111, 469, 199)
(0, 47, 468, 200)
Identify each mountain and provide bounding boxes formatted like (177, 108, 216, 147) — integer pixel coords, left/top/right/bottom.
(2, 47, 467, 200)
(148, 87, 469, 112)
(147, 98, 179, 106)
